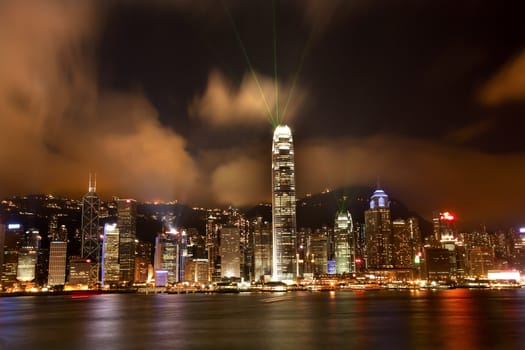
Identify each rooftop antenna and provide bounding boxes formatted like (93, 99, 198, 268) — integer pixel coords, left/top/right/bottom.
(88, 173, 97, 193)
(338, 195, 348, 214)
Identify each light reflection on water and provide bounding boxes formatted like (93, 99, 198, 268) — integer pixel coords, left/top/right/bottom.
(1, 289, 525, 350)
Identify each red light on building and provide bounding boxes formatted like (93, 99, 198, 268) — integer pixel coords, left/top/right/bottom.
(355, 258, 362, 264)
(441, 212, 455, 221)
(125, 199, 131, 204)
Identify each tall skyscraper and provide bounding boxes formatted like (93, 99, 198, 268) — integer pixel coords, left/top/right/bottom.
(81, 174, 100, 272)
(272, 125, 297, 281)
(220, 225, 241, 278)
(252, 216, 272, 281)
(1, 224, 23, 288)
(0, 224, 5, 287)
(102, 223, 120, 286)
(391, 219, 415, 268)
(206, 212, 221, 282)
(308, 228, 330, 275)
(154, 230, 180, 285)
(134, 240, 152, 284)
(17, 228, 40, 283)
(365, 188, 392, 269)
(48, 240, 67, 287)
(334, 210, 355, 274)
(47, 216, 67, 286)
(117, 199, 137, 284)
(433, 211, 458, 244)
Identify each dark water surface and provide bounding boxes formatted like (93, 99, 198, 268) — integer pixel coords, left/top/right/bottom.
(1, 289, 525, 350)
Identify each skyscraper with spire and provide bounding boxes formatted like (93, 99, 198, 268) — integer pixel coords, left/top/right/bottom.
(272, 125, 297, 281)
(364, 187, 392, 269)
(81, 174, 100, 274)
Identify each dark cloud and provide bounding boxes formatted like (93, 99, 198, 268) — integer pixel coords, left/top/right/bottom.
(478, 50, 525, 106)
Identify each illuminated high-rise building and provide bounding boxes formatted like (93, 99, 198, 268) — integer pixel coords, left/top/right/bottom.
(184, 258, 209, 284)
(134, 240, 152, 284)
(433, 211, 461, 276)
(154, 230, 180, 285)
(390, 217, 422, 268)
(432, 211, 458, 243)
(0, 224, 4, 286)
(220, 225, 240, 278)
(102, 223, 120, 286)
(272, 125, 297, 281)
(1, 224, 23, 287)
(253, 216, 272, 281)
(68, 256, 91, 285)
(308, 228, 329, 275)
(17, 228, 40, 283)
(365, 188, 392, 269)
(237, 213, 252, 281)
(117, 199, 137, 284)
(47, 216, 67, 286)
(334, 210, 355, 274)
(81, 174, 101, 281)
(206, 212, 221, 282)
(48, 240, 67, 287)
(468, 247, 494, 276)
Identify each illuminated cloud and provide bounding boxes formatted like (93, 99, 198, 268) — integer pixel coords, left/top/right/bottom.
(297, 0, 365, 36)
(190, 70, 305, 127)
(445, 119, 493, 144)
(0, 0, 199, 201)
(210, 156, 268, 206)
(295, 135, 525, 227)
(478, 49, 525, 105)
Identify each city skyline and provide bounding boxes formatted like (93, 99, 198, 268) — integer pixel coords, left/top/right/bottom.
(1, 1, 525, 229)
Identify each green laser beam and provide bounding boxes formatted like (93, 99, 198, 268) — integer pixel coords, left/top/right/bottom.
(272, 0, 279, 126)
(281, 34, 312, 124)
(221, 0, 275, 126)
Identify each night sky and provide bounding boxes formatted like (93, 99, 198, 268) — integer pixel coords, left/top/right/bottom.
(1, 0, 525, 229)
